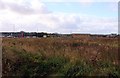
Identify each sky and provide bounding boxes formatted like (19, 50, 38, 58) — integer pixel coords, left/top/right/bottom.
(0, 0, 119, 34)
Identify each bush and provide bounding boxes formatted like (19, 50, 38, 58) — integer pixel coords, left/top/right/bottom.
(9, 48, 69, 77)
(60, 60, 93, 78)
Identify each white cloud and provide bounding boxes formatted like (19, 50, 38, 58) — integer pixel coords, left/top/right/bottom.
(0, 10, 117, 34)
(0, 0, 50, 14)
(108, 3, 118, 12)
(0, 0, 118, 34)
(41, 0, 119, 2)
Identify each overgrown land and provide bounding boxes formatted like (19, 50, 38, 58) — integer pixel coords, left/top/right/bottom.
(2, 37, 120, 77)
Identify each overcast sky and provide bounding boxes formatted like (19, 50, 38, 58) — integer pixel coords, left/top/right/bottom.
(0, 0, 119, 34)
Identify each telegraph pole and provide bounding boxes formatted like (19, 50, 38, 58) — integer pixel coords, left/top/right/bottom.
(37, 25, 38, 38)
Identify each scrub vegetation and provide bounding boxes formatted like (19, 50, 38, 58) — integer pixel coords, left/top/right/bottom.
(2, 37, 120, 77)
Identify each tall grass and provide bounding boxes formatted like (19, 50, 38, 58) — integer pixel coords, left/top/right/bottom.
(2, 37, 119, 77)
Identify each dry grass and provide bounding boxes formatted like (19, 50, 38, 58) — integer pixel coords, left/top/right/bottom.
(3, 37, 118, 63)
(2, 37, 119, 77)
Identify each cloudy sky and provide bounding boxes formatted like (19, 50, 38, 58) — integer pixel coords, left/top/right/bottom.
(0, 0, 119, 34)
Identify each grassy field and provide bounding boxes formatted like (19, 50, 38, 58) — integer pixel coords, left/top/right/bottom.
(2, 37, 120, 77)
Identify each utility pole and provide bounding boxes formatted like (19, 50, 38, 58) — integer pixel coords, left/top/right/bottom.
(37, 25, 38, 38)
(13, 24, 15, 32)
(11, 24, 15, 37)
(70, 30, 72, 34)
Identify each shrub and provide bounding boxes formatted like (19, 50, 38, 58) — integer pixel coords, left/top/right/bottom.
(9, 48, 69, 77)
(47, 56, 68, 72)
(63, 60, 94, 77)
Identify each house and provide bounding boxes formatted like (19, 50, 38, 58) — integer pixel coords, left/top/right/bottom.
(43, 35, 47, 38)
(106, 34, 117, 38)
